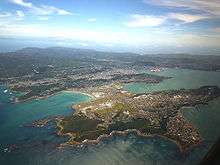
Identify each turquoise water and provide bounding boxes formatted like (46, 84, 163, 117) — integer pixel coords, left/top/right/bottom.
(124, 68, 220, 93)
(0, 87, 91, 157)
(0, 68, 220, 165)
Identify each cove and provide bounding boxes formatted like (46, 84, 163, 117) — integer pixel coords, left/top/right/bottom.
(0, 86, 91, 145)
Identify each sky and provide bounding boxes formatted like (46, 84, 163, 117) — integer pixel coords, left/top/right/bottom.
(0, 0, 220, 54)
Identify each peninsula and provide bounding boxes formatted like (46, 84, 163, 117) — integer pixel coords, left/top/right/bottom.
(57, 85, 220, 152)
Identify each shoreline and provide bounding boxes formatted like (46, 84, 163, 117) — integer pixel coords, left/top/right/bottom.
(10, 84, 219, 155)
(56, 120, 201, 154)
(64, 89, 95, 99)
(13, 88, 94, 104)
(57, 90, 219, 154)
(10, 76, 168, 104)
(56, 111, 205, 154)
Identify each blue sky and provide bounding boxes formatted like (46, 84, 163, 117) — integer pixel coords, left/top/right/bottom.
(0, 0, 220, 54)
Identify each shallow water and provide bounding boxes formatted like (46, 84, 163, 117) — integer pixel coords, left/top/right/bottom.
(0, 87, 91, 164)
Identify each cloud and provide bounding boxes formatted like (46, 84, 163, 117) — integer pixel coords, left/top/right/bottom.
(11, 0, 72, 16)
(0, 22, 128, 44)
(1, 21, 220, 50)
(77, 42, 89, 47)
(209, 27, 220, 33)
(15, 10, 25, 20)
(0, 11, 24, 21)
(168, 13, 208, 23)
(32, 5, 72, 16)
(88, 18, 97, 22)
(0, 12, 12, 18)
(124, 12, 206, 28)
(38, 17, 49, 21)
(143, 0, 220, 17)
(124, 14, 165, 27)
(56, 9, 72, 16)
(0, 12, 11, 26)
(12, 0, 32, 8)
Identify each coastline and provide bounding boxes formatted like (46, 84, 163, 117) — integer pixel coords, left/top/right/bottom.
(56, 89, 220, 154)
(56, 111, 205, 154)
(13, 88, 94, 103)
(56, 119, 201, 154)
(64, 89, 95, 99)
(10, 84, 219, 155)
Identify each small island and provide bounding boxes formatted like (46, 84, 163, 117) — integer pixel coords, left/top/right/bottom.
(57, 85, 220, 152)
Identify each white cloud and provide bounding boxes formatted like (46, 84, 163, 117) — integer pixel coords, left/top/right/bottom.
(77, 42, 89, 47)
(0, 22, 129, 44)
(212, 27, 220, 33)
(124, 14, 165, 27)
(1, 15, 219, 49)
(57, 9, 72, 16)
(0, 12, 12, 18)
(15, 10, 25, 20)
(1, 22, 220, 49)
(11, 0, 72, 16)
(12, 0, 32, 8)
(143, 0, 220, 16)
(38, 17, 49, 21)
(35, 5, 72, 16)
(125, 12, 209, 28)
(88, 18, 97, 22)
(168, 13, 208, 23)
(124, 1, 216, 28)
(0, 11, 24, 22)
